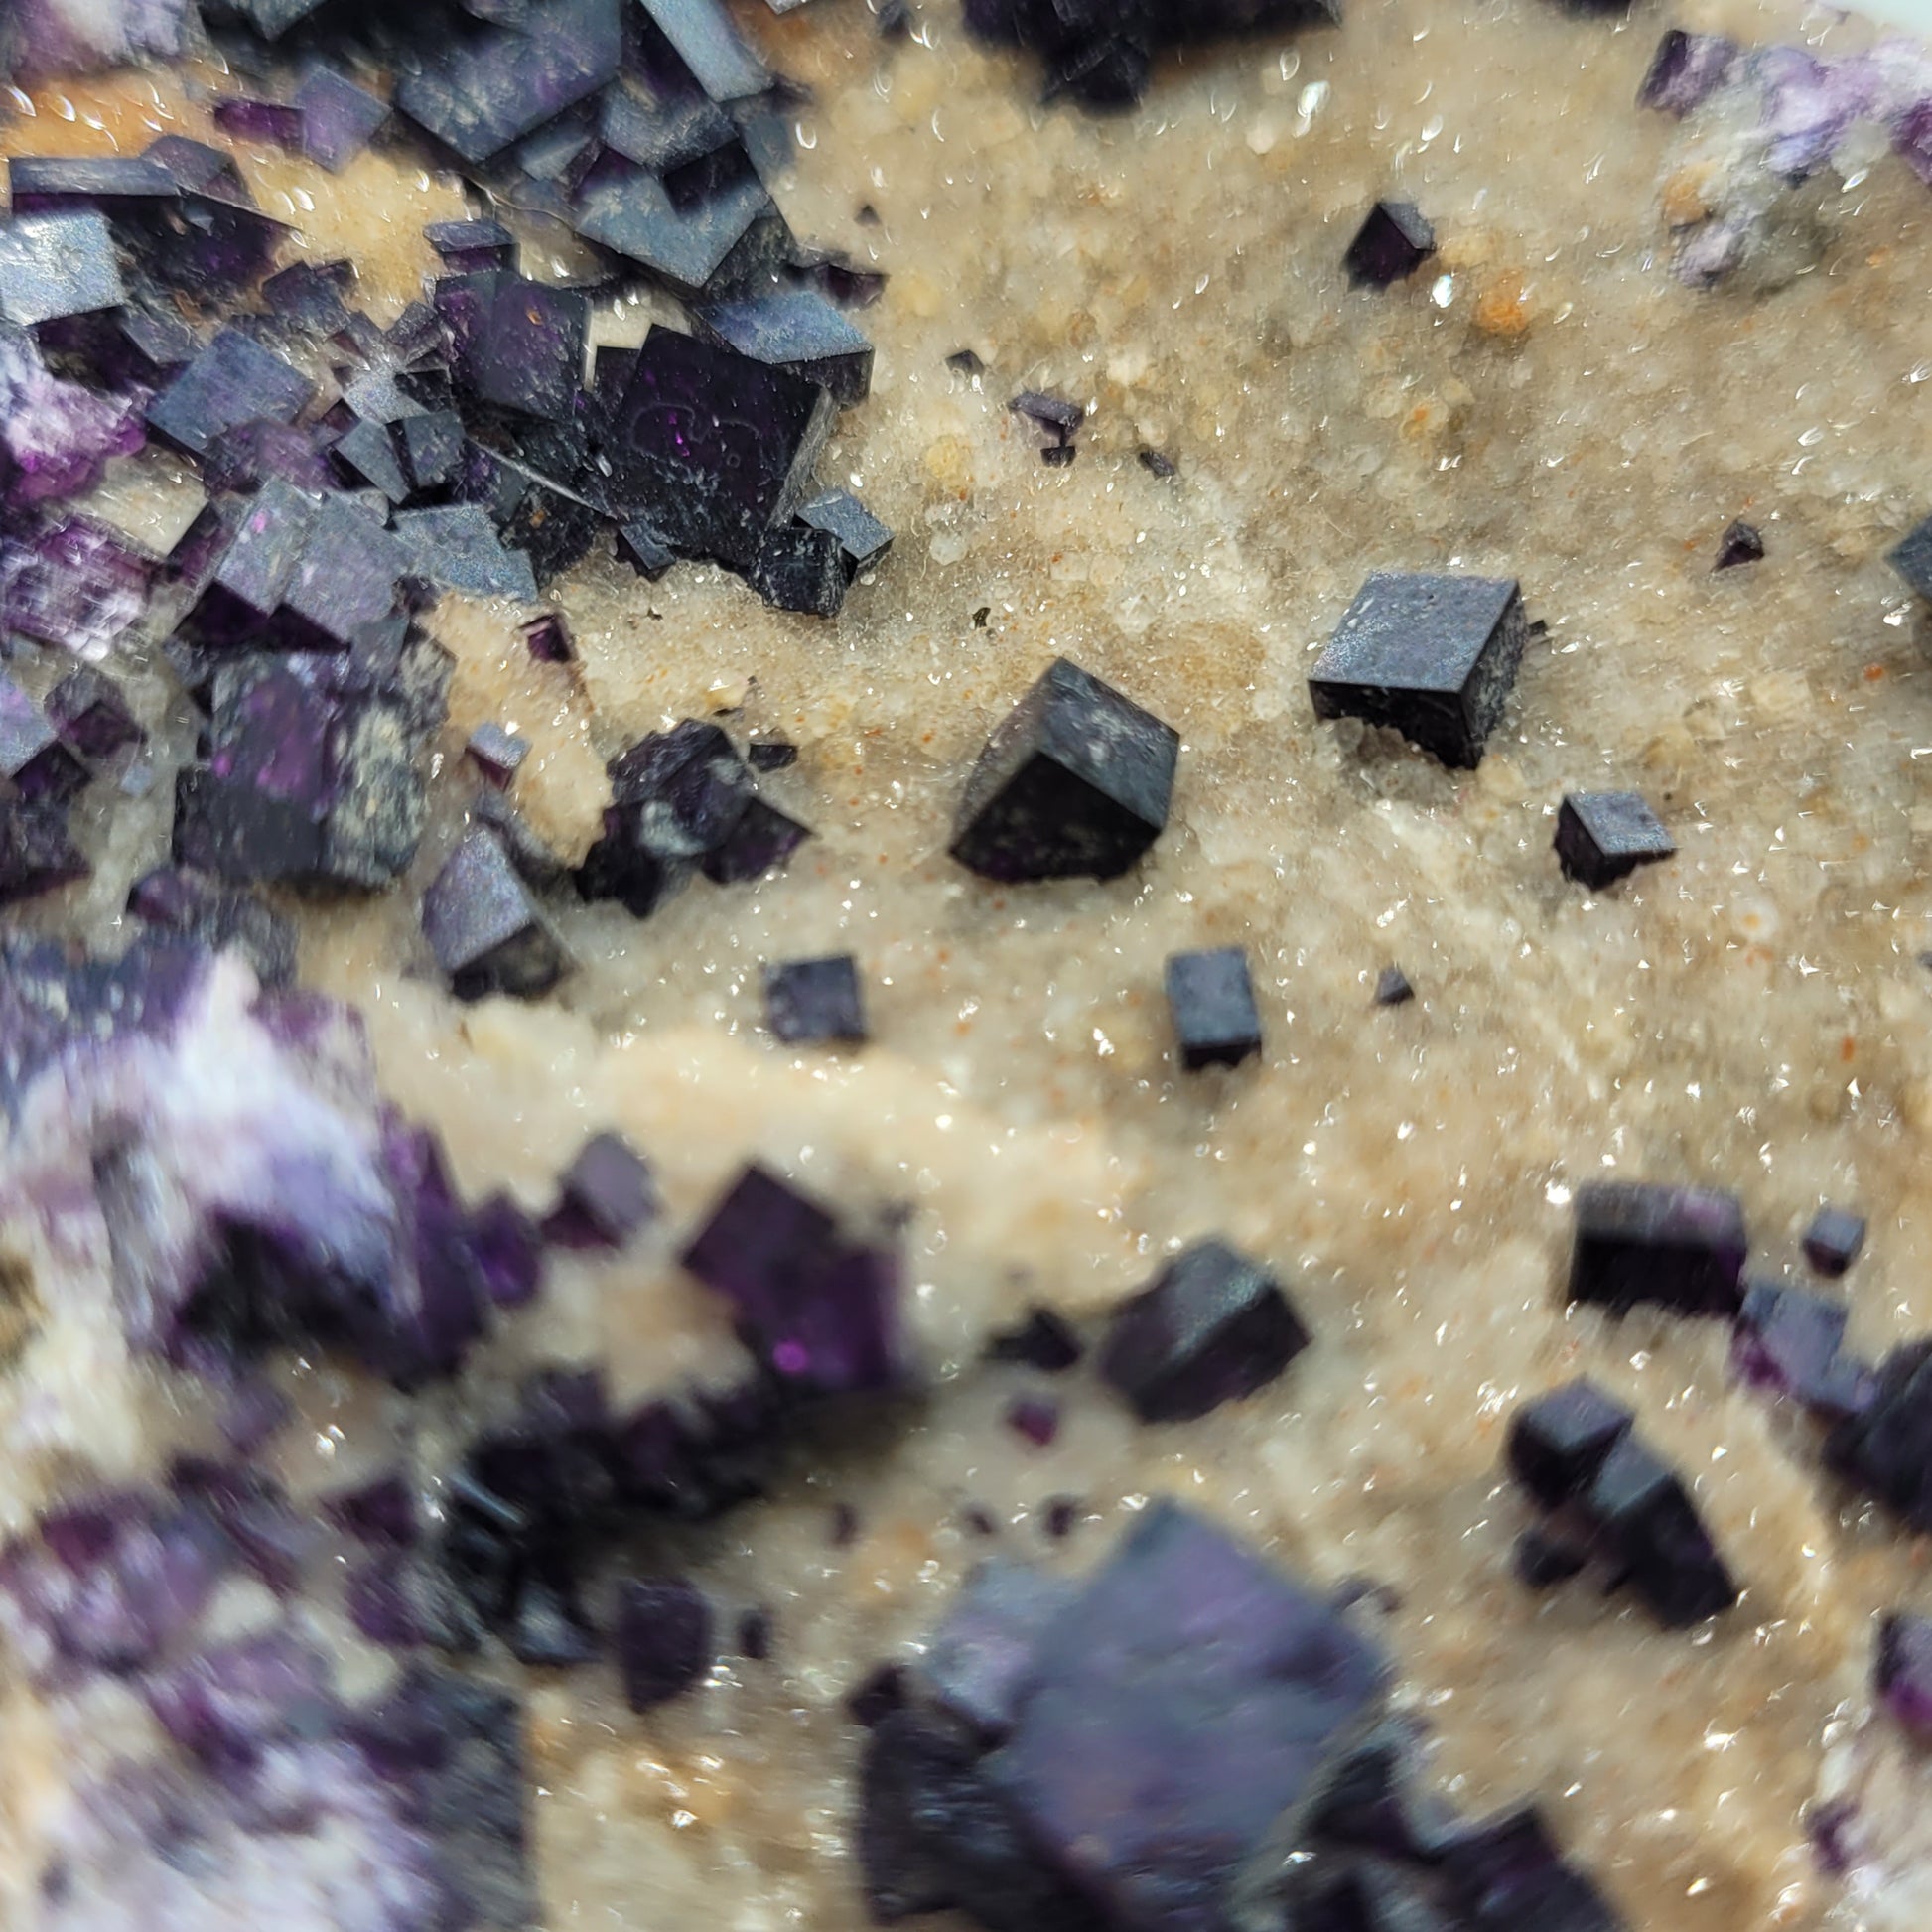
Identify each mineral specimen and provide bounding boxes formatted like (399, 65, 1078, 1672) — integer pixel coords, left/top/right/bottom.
(1554, 790, 1675, 890)
(1165, 944, 1264, 1070)
(764, 953, 868, 1045)
(1343, 199, 1437, 286)
(1569, 1181, 1747, 1317)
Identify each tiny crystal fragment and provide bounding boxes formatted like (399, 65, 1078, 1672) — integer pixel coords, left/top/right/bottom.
(1138, 446, 1177, 478)
(1715, 518, 1765, 570)
(748, 738, 798, 772)
(764, 954, 868, 1045)
(1583, 1433, 1737, 1628)
(422, 829, 572, 1002)
(1638, 27, 1740, 114)
(1165, 944, 1264, 1070)
(1570, 1180, 1747, 1317)
(616, 1575, 712, 1709)
(950, 657, 1179, 883)
(1554, 790, 1676, 889)
(1374, 964, 1415, 1006)
(1009, 388, 1082, 446)
(1099, 1237, 1311, 1423)
(1310, 572, 1529, 769)
(468, 722, 531, 786)
(1005, 1394, 1059, 1448)
(1505, 1379, 1634, 1511)
(1343, 199, 1437, 287)
(697, 290, 875, 404)
(547, 1131, 658, 1249)
(146, 329, 315, 457)
(1803, 1204, 1866, 1277)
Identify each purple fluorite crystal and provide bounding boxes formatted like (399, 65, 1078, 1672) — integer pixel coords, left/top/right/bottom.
(1569, 1180, 1747, 1318)
(1731, 1281, 1871, 1419)
(1506, 1379, 1633, 1511)
(0, 325, 146, 510)
(544, 1131, 658, 1248)
(1875, 1611, 1932, 1740)
(681, 1164, 905, 1396)
(615, 1575, 713, 1708)
(1637, 29, 1739, 117)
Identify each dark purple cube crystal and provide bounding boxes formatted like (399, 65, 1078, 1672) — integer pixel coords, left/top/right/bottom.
(210, 97, 307, 151)
(950, 656, 1179, 883)
(395, 0, 622, 164)
(126, 865, 298, 987)
(471, 1191, 544, 1307)
(326, 1472, 419, 1548)
(918, 1560, 1077, 1741)
(748, 739, 797, 772)
(987, 1308, 1083, 1372)
(617, 517, 677, 580)
(747, 519, 853, 617)
(331, 417, 409, 502)
(698, 796, 812, 884)
(571, 161, 776, 298)
(798, 488, 893, 572)
(602, 328, 837, 572)
(141, 135, 245, 198)
(0, 210, 125, 327)
(696, 290, 875, 405)
(616, 1575, 712, 1709)
(989, 1502, 1388, 1930)
(1803, 1205, 1865, 1278)
(423, 830, 571, 1002)
(635, 0, 770, 101)
(859, 1707, 1107, 1930)
(192, 477, 321, 637)
(847, 1662, 909, 1729)
(292, 67, 390, 171)
(1440, 1805, 1622, 1932)
(546, 1130, 658, 1249)
(1310, 572, 1527, 769)
(394, 503, 539, 601)
(1504, 1379, 1633, 1511)
(1889, 516, 1932, 602)
(0, 797, 88, 905)
(1582, 1434, 1737, 1627)
(764, 953, 867, 1045)
(609, 718, 751, 850)
(6, 153, 177, 212)
(1876, 1612, 1932, 1741)
(453, 274, 589, 422)
(1570, 1180, 1747, 1317)
(1826, 1342, 1932, 1531)
(1343, 200, 1436, 287)
(1638, 29, 1739, 116)
(0, 673, 87, 801)
(282, 494, 412, 647)
(1098, 1237, 1311, 1424)
(1731, 1281, 1868, 1420)
(1715, 518, 1764, 571)
(46, 665, 142, 760)
(399, 410, 467, 496)
(682, 1164, 905, 1396)
(596, 84, 737, 175)
(1554, 790, 1675, 890)
(1009, 389, 1082, 442)
(146, 329, 316, 457)
(1165, 944, 1264, 1070)
(426, 218, 518, 274)
(468, 722, 531, 786)
(524, 613, 573, 663)
(455, 445, 605, 585)
(201, 418, 336, 496)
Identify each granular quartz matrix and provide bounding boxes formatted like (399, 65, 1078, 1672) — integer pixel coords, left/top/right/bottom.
(10, 0, 1932, 1928)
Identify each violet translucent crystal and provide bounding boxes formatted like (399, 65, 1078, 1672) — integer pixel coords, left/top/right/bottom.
(1098, 1236, 1311, 1423)
(917, 1561, 1077, 1742)
(1825, 1341, 1932, 1532)
(1715, 518, 1764, 571)
(1638, 29, 1739, 116)
(545, 1130, 658, 1249)
(292, 66, 391, 172)
(1309, 572, 1529, 770)
(949, 657, 1179, 883)
(1803, 1204, 1865, 1278)
(1569, 1180, 1747, 1317)
(0, 671, 88, 802)
(146, 330, 316, 459)
(682, 1163, 905, 1396)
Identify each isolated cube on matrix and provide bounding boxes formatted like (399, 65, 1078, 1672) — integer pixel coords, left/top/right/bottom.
(1888, 516, 1932, 601)
(1583, 1433, 1737, 1628)
(1504, 1378, 1633, 1511)
(1714, 518, 1764, 571)
(1310, 572, 1528, 768)
(1803, 1205, 1865, 1278)
(1099, 1237, 1311, 1423)
(949, 657, 1179, 883)
(1165, 945, 1263, 1070)
(1343, 200, 1436, 288)
(548, 1130, 657, 1248)
(1570, 1179, 1747, 1318)
(468, 722, 530, 787)
(422, 829, 571, 1002)
(764, 954, 867, 1045)
(1555, 790, 1675, 889)
(747, 520, 851, 618)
